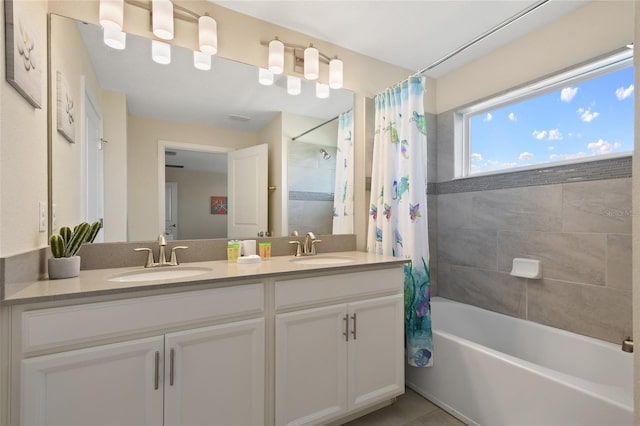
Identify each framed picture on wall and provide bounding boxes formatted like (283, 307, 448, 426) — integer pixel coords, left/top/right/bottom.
(56, 71, 75, 143)
(4, 0, 42, 108)
(211, 196, 227, 215)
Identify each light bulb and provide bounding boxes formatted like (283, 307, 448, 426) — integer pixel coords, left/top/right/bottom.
(268, 39, 284, 74)
(199, 15, 217, 55)
(152, 40, 171, 65)
(316, 82, 330, 99)
(193, 51, 211, 71)
(304, 45, 319, 80)
(99, 0, 123, 30)
(152, 0, 174, 41)
(103, 26, 126, 50)
(287, 76, 301, 95)
(329, 58, 343, 89)
(258, 68, 274, 86)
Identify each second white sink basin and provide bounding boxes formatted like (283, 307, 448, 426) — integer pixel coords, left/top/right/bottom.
(108, 266, 213, 283)
(290, 256, 354, 266)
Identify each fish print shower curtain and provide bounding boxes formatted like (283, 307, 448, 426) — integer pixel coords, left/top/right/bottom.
(332, 110, 354, 234)
(367, 76, 433, 367)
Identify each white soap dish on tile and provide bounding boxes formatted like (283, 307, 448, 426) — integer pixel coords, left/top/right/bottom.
(510, 258, 542, 279)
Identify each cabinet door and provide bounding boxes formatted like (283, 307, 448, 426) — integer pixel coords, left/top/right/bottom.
(21, 336, 164, 426)
(164, 318, 265, 426)
(276, 305, 348, 426)
(348, 294, 404, 411)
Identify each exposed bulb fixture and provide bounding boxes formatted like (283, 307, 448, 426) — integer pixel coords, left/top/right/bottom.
(199, 15, 217, 55)
(152, 40, 171, 64)
(152, 0, 174, 41)
(287, 76, 301, 95)
(258, 68, 274, 86)
(315, 82, 330, 99)
(99, 0, 124, 30)
(304, 45, 319, 80)
(329, 58, 343, 89)
(268, 38, 284, 74)
(103, 26, 126, 50)
(193, 51, 211, 71)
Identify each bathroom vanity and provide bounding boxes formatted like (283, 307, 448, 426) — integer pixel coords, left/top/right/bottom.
(2, 251, 406, 426)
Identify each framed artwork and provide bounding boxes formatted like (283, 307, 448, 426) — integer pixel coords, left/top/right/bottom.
(211, 196, 227, 215)
(56, 71, 75, 143)
(4, 0, 42, 108)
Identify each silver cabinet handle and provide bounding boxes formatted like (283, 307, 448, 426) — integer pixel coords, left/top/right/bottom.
(351, 313, 357, 340)
(154, 351, 160, 390)
(169, 348, 175, 386)
(343, 314, 349, 342)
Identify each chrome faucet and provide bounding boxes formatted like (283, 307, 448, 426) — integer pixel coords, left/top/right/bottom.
(622, 337, 634, 353)
(288, 232, 322, 257)
(135, 235, 188, 267)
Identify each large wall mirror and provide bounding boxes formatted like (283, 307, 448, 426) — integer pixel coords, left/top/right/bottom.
(49, 14, 354, 243)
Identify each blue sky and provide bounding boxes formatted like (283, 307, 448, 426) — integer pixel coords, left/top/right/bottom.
(470, 66, 634, 174)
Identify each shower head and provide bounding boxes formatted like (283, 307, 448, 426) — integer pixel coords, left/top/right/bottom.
(320, 148, 331, 160)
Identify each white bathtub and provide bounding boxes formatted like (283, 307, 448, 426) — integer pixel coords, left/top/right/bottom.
(406, 297, 634, 426)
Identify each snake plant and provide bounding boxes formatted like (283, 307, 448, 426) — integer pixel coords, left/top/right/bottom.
(50, 221, 102, 258)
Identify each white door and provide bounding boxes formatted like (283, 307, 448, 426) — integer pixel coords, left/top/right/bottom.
(275, 305, 348, 426)
(85, 91, 104, 242)
(21, 336, 164, 426)
(227, 144, 268, 238)
(347, 294, 405, 411)
(165, 182, 178, 240)
(164, 318, 265, 426)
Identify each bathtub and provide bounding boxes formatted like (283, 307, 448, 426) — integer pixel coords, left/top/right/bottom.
(406, 297, 634, 426)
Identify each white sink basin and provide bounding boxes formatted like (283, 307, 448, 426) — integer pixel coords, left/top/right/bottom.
(290, 256, 354, 266)
(107, 266, 213, 283)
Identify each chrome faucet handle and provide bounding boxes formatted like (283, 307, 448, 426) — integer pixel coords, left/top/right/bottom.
(135, 248, 157, 268)
(158, 234, 167, 246)
(288, 241, 302, 257)
(169, 246, 188, 266)
(311, 239, 322, 255)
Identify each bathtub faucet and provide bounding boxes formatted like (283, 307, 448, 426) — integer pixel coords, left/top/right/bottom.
(622, 337, 633, 353)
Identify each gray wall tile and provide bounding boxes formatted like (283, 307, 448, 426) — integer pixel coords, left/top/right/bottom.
(497, 231, 606, 286)
(607, 234, 632, 292)
(471, 185, 562, 232)
(438, 263, 526, 318)
(437, 193, 472, 230)
(436, 111, 455, 182)
(528, 278, 631, 344)
(563, 178, 632, 234)
(438, 228, 496, 269)
(427, 113, 438, 184)
(428, 194, 438, 294)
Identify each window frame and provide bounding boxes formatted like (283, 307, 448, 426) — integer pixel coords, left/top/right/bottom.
(456, 48, 634, 178)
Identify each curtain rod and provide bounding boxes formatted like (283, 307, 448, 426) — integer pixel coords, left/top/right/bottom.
(416, 0, 551, 75)
(291, 115, 339, 141)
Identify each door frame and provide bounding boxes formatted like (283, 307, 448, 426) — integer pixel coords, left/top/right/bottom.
(157, 140, 232, 237)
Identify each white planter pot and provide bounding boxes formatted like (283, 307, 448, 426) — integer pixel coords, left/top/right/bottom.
(48, 256, 81, 280)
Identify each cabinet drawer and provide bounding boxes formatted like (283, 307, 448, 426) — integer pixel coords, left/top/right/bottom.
(275, 267, 403, 311)
(22, 284, 264, 353)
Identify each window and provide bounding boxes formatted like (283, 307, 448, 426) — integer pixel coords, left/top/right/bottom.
(459, 49, 634, 177)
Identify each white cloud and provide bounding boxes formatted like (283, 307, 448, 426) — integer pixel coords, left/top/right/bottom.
(550, 152, 589, 161)
(578, 107, 600, 123)
(614, 142, 622, 149)
(519, 152, 534, 161)
(587, 139, 613, 154)
(486, 160, 500, 166)
(483, 113, 493, 122)
(560, 87, 578, 103)
(548, 146, 555, 151)
(470, 153, 483, 162)
(548, 129, 563, 141)
(502, 162, 518, 168)
(532, 130, 547, 140)
(615, 84, 634, 101)
(508, 112, 517, 121)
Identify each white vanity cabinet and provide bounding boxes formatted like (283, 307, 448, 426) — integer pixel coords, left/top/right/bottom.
(15, 284, 265, 426)
(274, 268, 405, 426)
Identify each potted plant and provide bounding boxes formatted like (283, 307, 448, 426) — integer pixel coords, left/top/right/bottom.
(48, 221, 102, 279)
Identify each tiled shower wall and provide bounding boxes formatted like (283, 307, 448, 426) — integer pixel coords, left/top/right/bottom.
(431, 111, 632, 344)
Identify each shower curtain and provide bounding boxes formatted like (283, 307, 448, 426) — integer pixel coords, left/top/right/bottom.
(367, 76, 433, 367)
(332, 110, 354, 234)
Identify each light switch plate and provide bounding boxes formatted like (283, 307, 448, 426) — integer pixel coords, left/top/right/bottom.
(38, 202, 46, 232)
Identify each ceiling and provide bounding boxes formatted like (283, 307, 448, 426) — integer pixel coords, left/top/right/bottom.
(213, 0, 589, 78)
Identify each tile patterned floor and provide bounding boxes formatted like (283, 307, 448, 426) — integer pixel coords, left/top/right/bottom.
(343, 388, 466, 426)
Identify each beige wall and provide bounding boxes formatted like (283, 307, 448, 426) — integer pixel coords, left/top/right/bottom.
(127, 115, 257, 242)
(165, 168, 227, 240)
(633, 1, 639, 421)
(437, 1, 634, 113)
(258, 113, 284, 237)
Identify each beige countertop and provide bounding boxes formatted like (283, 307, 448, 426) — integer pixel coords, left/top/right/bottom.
(3, 251, 407, 305)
